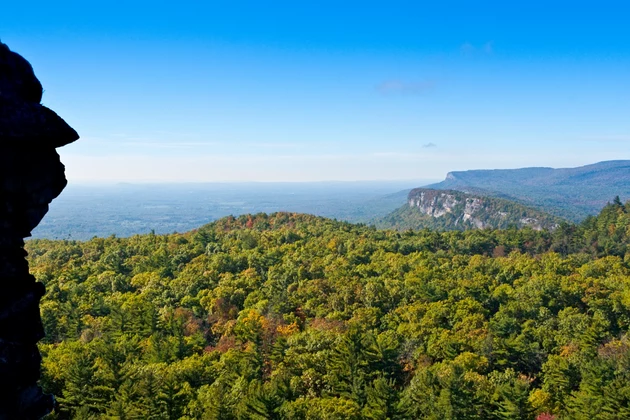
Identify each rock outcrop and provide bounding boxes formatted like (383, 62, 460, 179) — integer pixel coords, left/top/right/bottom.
(407, 189, 493, 229)
(377, 188, 563, 231)
(406, 188, 559, 230)
(0, 42, 79, 418)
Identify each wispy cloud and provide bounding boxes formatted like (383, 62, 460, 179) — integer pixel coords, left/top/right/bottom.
(461, 41, 494, 56)
(77, 137, 219, 148)
(422, 142, 437, 148)
(460, 42, 475, 56)
(119, 141, 220, 148)
(244, 142, 303, 149)
(376, 80, 435, 95)
(579, 135, 630, 143)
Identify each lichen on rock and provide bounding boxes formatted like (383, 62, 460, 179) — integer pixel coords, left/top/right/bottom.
(0, 41, 78, 419)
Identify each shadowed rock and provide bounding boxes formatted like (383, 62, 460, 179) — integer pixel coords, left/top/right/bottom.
(0, 42, 79, 418)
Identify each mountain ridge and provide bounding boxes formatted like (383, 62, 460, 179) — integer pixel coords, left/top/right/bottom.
(427, 160, 630, 221)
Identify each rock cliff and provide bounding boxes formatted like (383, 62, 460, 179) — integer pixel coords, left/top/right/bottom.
(0, 42, 79, 418)
(378, 188, 562, 231)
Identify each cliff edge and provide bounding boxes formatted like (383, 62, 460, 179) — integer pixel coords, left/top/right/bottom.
(378, 188, 562, 231)
(0, 42, 79, 418)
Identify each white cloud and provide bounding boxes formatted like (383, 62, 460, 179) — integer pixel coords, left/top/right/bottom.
(376, 80, 435, 95)
(460, 41, 494, 56)
(579, 135, 630, 143)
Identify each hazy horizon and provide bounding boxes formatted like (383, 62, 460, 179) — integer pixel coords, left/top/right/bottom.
(64, 179, 440, 187)
(33, 179, 435, 239)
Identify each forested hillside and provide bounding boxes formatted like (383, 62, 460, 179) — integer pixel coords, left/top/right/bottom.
(29, 200, 630, 419)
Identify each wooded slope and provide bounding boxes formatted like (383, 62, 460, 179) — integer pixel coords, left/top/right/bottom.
(30, 202, 630, 419)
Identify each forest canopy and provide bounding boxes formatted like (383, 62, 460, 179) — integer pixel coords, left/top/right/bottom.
(29, 199, 630, 419)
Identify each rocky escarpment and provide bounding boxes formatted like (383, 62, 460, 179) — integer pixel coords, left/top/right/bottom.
(0, 42, 79, 418)
(378, 188, 562, 231)
(408, 189, 489, 228)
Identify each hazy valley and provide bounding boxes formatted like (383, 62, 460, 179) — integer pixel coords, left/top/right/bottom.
(32, 181, 426, 240)
(33, 161, 630, 240)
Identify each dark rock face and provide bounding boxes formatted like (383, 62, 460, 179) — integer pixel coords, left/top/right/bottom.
(0, 43, 79, 418)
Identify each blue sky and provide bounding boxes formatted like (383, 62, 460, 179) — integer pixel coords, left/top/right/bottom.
(2, 1, 630, 182)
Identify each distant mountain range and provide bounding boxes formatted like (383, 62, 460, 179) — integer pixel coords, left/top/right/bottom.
(377, 188, 563, 231)
(425, 160, 630, 221)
